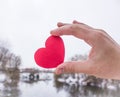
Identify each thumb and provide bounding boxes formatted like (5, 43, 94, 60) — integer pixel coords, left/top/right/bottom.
(55, 61, 91, 75)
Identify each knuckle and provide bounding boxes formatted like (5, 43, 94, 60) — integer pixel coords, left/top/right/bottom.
(69, 24, 77, 30)
(69, 24, 79, 35)
(93, 29, 106, 40)
(59, 32, 63, 36)
(64, 62, 75, 73)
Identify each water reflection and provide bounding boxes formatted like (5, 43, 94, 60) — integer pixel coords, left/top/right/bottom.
(0, 70, 120, 97)
(54, 74, 120, 97)
(0, 69, 21, 97)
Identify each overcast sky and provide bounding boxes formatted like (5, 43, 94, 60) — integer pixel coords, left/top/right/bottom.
(0, 0, 120, 68)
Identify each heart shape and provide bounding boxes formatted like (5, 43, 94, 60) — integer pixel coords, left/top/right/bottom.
(34, 35, 65, 68)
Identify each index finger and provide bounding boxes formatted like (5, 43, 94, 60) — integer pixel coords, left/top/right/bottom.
(50, 23, 94, 41)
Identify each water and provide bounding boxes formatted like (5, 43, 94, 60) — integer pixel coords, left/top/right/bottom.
(0, 71, 120, 97)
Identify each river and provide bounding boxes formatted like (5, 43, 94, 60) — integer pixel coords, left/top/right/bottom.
(0, 71, 120, 97)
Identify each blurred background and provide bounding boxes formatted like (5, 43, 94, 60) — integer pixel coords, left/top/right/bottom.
(0, 0, 120, 68)
(0, 0, 120, 97)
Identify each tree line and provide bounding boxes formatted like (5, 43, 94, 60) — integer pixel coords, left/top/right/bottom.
(0, 40, 21, 71)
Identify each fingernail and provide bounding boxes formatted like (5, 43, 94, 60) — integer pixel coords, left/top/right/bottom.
(56, 67, 64, 75)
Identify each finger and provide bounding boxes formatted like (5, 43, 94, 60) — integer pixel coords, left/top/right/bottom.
(73, 20, 93, 29)
(51, 21, 93, 37)
(55, 61, 91, 75)
(50, 23, 94, 42)
(51, 25, 76, 36)
(57, 22, 70, 27)
(51, 21, 96, 47)
(73, 20, 81, 24)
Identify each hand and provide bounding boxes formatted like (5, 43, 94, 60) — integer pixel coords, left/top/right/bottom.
(50, 20, 120, 80)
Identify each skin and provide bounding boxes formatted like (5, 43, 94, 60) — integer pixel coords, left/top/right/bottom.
(50, 20, 120, 80)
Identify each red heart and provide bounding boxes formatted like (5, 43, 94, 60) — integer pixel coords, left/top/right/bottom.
(34, 35, 65, 68)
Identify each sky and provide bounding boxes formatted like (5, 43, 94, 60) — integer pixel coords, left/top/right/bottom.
(0, 0, 120, 68)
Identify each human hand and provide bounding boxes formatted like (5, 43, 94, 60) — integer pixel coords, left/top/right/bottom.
(50, 20, 120, 80)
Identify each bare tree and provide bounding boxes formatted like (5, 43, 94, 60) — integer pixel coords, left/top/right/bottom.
(0, 40, 21, 71)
